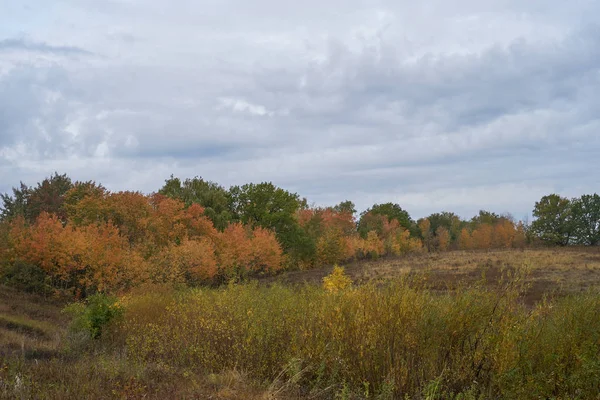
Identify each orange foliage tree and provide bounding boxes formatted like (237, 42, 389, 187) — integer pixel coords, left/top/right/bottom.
(298, 207, 358, 266)
(9, 213, 146, 294)
(458, 228, 473, 250)
(7, 188, 285, 295)
(471, 224, 493, 249)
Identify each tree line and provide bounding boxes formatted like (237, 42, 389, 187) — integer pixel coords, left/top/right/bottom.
(0, 173, 598, 296)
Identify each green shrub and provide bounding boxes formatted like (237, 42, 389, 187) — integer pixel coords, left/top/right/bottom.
(1, 260, 52, 295)
(64, 293, 124, 340)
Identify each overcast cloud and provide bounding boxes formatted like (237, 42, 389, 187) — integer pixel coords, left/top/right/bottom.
(0, 0, 599, 219)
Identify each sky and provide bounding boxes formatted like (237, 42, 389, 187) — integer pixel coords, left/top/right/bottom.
(0, 0, 599, 220)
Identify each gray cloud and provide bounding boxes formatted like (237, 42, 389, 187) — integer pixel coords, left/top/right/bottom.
(0, 1, 599, 219)
(0, 37, 92, 56)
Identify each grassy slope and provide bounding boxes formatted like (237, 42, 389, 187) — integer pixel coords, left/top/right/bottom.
(263, 247, 600, 305)
(0, 286, 281, 399)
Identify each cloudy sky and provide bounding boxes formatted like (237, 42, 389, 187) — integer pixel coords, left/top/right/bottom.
(1, 0, 599, 220)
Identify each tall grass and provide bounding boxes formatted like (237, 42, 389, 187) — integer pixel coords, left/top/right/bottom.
(114, 272, 600, 399)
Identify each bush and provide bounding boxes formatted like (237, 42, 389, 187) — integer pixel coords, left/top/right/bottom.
(1, 260, 52, 295)
(64, 293, 124, 340)
(322, 265, 352, 293)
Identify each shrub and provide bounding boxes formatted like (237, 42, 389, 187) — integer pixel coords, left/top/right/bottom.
(1, 260, 52, 295)
(64, 293, 124, 340)
(322, 265, 352, 293)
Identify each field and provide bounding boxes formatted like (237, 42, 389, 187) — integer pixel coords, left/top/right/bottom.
(2, 248, 600, 399)
(266, 248, 600, 304)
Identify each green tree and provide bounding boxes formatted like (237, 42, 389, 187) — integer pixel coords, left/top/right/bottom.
(159, 175, 233, 230)
(358, 203, 414, 238)
(333, 200, 357, 216)
(423, 212, 464, 244)
(1, 182, 30, 221)
(571, 194, 600, 246)
(470, 210, 501, 226)
(531, 194, 575, 246)
(0, 172, 73, 223)
(26, 173, 73, 223)
(228, 182, 303, 252)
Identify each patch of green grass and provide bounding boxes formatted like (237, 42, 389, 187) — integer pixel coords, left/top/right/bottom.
(0, 313, 55, 339)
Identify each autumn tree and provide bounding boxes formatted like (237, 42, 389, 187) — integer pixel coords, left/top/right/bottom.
(159, 176, 232, 230)
(435, 226, 450, 251)
(63, 181, 109, 226)
(361, 230, 385, 259)
(513, 221, 528, 248)
(228, 182, 304, 252)
(153, 238, 218, 285)
(358, 203, 415, 237)
(458, 228, 473, 250)
(333, 200, 357, 216)
(492, 219, 516, 249)
(471, 224, 493, 249)
(418, 218, 433, 251)
(8, 213, 145, 295)
(216, 222, 283, 279)
(297, 206, 357, 266)
(425, 212, 464, 246)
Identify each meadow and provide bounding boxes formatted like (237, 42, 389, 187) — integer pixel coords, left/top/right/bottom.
(2, 248, 600, 399)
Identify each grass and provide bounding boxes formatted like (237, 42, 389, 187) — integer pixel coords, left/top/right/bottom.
(265, 247, 600, 304)
(2, 248, 600, 399)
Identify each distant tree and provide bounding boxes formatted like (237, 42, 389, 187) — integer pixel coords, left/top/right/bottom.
(458, 227, 473, 250)
(571, 194, 600, 246)
(1, 182, 30, 221)
(470, 210, 501, 226)
(358, 203, 414, 238)
(333, 200, 357, 216)
(418, 218, 433, 251)
(63, 181, 108, 226)
(471, 224, 493, 249)
(25, 173, 73, 223)
(492, 220, 516, 249)
(513, 221, 528, 248)
(1, 173, 73, 223)
(435, 226, 450, 251)
(228, 182, 303, 252)
(357, 212, 386, 239)
(531, 194, 575, 246)
(423, 212, 464, 246)
(159, 176, 232, 230)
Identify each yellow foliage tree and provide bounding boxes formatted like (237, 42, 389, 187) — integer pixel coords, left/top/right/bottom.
(322, 265, 352, 293)
(435, 226, 450, 252)
(418, 218, 432, 252)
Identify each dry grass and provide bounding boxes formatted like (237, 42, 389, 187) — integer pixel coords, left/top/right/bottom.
(0, 285, 286, 399)
(265, 247, 600, 305)
(2, 248, 600, 399)
(0, 286, 66, 361)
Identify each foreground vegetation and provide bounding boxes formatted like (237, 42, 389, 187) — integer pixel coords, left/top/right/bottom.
(3, 250, 600, 399)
